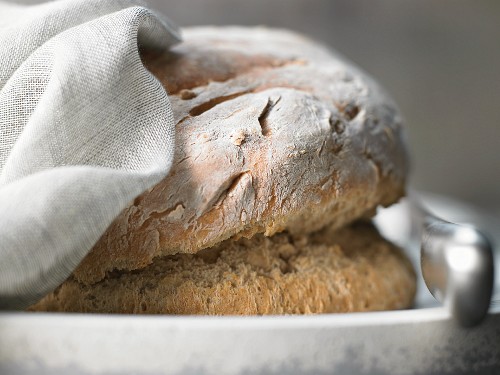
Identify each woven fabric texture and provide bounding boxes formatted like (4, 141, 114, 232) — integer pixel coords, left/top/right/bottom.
(0, 0, 180, 309)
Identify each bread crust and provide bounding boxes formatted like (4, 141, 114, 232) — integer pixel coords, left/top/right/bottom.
(31, 222, 416, 314)
(73, 26, 409, 285)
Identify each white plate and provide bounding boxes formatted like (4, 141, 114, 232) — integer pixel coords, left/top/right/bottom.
(0, 194, 499, 375)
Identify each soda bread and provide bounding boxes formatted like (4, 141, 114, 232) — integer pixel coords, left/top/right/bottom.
(31, 222, 415, 314)
(71, 26, 409, 285)
(30, 26, 414, 314)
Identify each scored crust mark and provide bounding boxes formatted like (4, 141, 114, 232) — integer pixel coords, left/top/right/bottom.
(189, 91, 250, 116)
(208, 171, 252, 212)
(182, 85, 311, 123)
(258, 96, 281, 136)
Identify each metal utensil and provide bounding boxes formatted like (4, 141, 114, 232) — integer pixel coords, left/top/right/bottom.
(410, 196, 495, 327)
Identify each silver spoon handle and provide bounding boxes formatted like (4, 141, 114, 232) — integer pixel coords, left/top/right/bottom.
(410, 196, 495, 327)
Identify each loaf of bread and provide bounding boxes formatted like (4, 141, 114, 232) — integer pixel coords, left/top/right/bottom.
(72, 26, 409, 285)
(30, 26, 414, 314)
(31, 222, 415, 314)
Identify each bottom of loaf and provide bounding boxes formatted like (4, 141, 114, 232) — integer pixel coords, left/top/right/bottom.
(29, 221, 416, 315)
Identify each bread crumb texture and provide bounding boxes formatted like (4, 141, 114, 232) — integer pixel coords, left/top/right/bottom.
(30, 222, 416, 315)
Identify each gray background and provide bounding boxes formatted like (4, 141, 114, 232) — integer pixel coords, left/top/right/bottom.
(13, 0, 500, 215)
(146, 0, 500, 215)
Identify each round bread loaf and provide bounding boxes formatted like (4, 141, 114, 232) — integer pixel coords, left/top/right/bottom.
(30, 222, 415, 314)
(72, 26, 409, 285)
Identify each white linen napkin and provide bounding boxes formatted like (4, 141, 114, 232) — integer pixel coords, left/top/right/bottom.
(0, 0, 181, 309)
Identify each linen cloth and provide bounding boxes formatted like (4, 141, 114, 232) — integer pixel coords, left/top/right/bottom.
(0, 0, 181, 309)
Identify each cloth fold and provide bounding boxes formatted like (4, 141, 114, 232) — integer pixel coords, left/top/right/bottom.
(0, 0, 181, 309)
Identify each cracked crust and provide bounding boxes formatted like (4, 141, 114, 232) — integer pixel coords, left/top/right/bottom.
(73, 26, 409, 285)
(30, 222, 416, 314)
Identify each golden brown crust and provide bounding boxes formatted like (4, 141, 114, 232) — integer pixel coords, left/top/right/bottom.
(30, 222, 416, 315)
(72, 26, 409, 285)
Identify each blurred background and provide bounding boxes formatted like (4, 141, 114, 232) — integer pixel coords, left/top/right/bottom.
(15, 0, 500, 215)
(147, 0, 500, 215)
